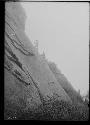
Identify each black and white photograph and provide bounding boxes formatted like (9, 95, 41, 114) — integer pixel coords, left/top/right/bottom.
(4, 0, 89, 120)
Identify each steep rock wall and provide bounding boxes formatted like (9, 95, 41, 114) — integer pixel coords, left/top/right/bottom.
(4, 2, 72, 113)
(48, 62, 83, 104)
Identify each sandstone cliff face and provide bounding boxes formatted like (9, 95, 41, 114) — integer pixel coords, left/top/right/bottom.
(4, 2, 72, 113)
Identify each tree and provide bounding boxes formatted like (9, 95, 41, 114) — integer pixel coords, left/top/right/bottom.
(41, 51, 46, 59)
(34, 40, 39, 51)
(78, 89, 80, 95)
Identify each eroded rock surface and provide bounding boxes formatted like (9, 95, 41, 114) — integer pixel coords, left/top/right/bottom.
(48, 62, 84, 105)
(4, 2, 72, 115)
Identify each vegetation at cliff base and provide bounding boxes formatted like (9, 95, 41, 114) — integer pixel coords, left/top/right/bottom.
(5, 99, 89, 121)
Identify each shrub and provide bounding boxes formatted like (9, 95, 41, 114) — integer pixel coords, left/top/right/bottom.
(14, 100, 89, 121)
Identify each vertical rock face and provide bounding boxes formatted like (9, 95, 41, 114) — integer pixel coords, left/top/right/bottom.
(48, 62, 83, 104)
(5, 2, 72, 113)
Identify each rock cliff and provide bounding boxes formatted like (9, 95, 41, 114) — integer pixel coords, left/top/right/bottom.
(48, 62, 84, 105)
(4, 1, 72, 116)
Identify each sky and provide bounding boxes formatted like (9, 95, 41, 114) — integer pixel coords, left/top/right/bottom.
(21, 2, 89, 96)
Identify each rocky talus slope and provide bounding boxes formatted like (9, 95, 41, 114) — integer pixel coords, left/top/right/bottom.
(5, 1, 72, 117)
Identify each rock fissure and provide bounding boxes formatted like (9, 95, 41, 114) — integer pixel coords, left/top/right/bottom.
(5, 30, 34, 56)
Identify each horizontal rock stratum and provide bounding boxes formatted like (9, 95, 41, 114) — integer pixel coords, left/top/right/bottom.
(5, 1, 72, 114)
